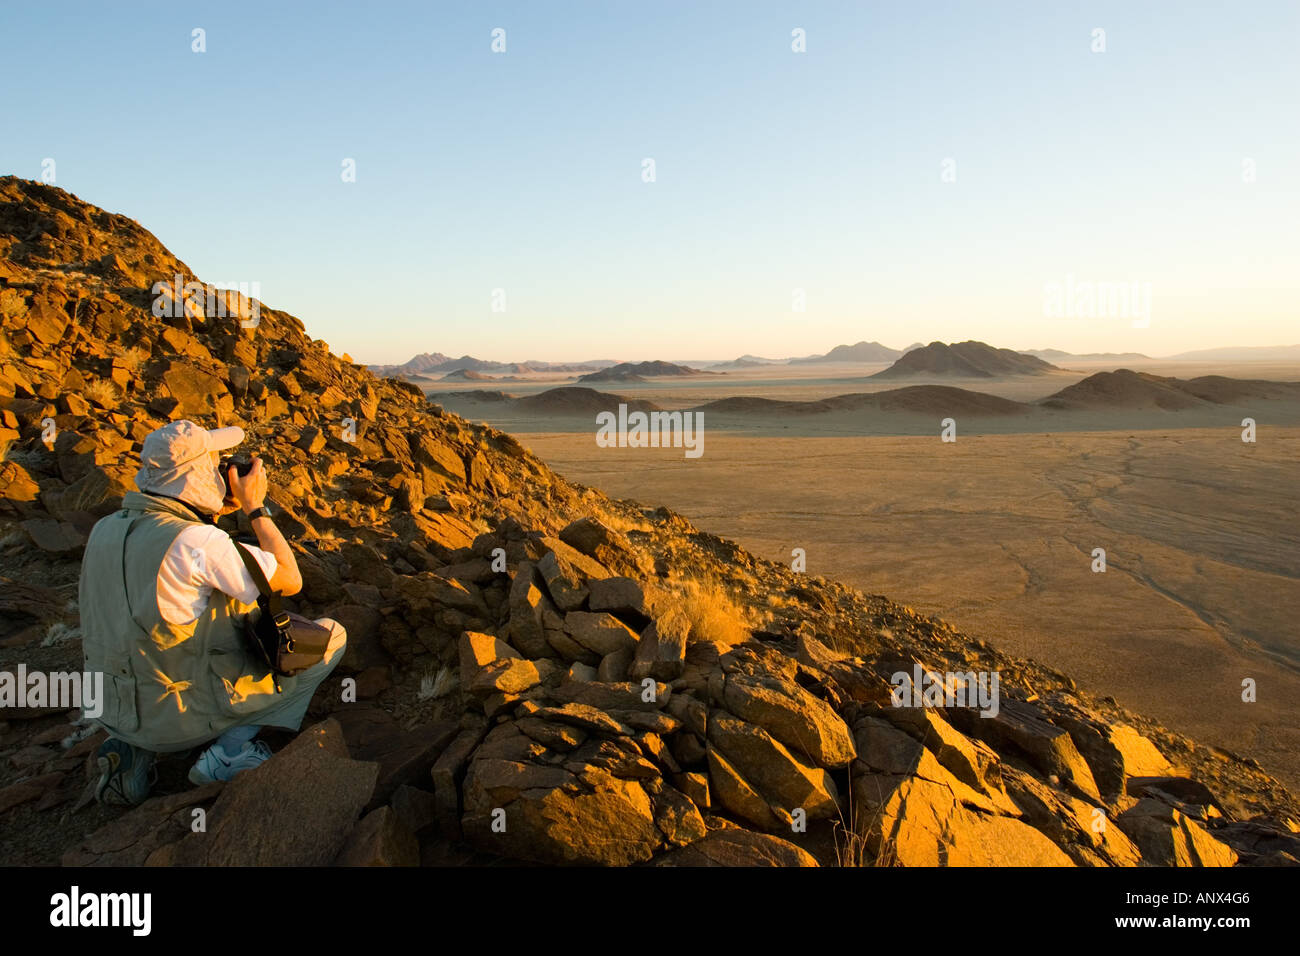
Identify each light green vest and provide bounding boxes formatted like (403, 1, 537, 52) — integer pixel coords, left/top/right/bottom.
(79, 491, 301, 752)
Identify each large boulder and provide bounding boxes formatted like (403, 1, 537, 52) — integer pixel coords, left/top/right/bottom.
(719, 671, 855, 769)
(158, 719, 379, 866)
(706, 710, 840, 822)
(949, 699, 1101, 803)
(1118, 798, 1239, 867)
(536, 538, 609, 611)
(461, 756, 660, 865)
(654, 827, 819, 866)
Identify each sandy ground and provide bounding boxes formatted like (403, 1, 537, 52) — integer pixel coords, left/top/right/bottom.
(510, 426, 1300, 793)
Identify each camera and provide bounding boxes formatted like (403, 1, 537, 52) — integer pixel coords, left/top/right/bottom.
(219, 456, 255, 498)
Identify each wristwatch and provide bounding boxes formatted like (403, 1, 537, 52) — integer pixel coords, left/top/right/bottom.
(245, 505, 273, 522)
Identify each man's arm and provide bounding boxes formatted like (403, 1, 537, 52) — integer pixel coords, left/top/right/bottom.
(228, 458, 303, 596)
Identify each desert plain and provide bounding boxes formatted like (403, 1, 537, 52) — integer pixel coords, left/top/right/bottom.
(434, 358, 1300, 793)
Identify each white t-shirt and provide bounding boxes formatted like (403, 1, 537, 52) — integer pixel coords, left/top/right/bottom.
(155, 524, 279, 626)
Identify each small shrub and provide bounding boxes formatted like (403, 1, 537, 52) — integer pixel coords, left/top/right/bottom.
(83, 379, 118, 407)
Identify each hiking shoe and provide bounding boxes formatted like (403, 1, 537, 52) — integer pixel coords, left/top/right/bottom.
(95, 738, 156, 807)
(188, 739, 272, 785)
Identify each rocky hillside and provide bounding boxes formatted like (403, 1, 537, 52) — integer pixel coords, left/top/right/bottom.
(1, 176, 1297, 866)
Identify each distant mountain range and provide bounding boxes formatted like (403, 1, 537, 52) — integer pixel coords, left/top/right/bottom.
(789, 341, 902, 364)
(375, 341, 1300, 379)
(369, 352, 617, 378)
(870, 341, 1060, 379)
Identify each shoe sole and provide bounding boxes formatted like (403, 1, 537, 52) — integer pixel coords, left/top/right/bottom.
(95, 752, 129, 806)
(188, 763, 217, 787)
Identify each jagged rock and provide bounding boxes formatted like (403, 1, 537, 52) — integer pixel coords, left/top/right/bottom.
(706, 744, 783, 829)
(652, 785, 708, 846)
(853, 717, 1018, 816)
(530, 702, 635, 737)
(665, 693, 708, 737)
(654, 826, 819, 866)
(720, 671, 855, 769)
(550, 680, 670, 712)
(674, 771, 710, 810)
(559, 516, 649, 577)
(1118, 798, 1239, 867)
(588, 576, 666, 618)
(949, 699, 1102, 803)
(0, 771, 65, 815)
(596, 647, 633, 682)
(879, 707, 1014, 810)
(945, 814, 1077, 866)
(0, 461, 41, 515)
(506, 561, 557, 658)
(536, 538, 609, 610)
(1127, 775, 1222, 817)
(461, 756, 660, 865)
(62, 784, 225, 866)
(333, 806, 419, 866)
(160, 719, 378, 866)
(707, 710, 840, 822)
(329, 710, 459, 810)
(1043, 701, 1175, 802)
(565, 661, 597, 682)
(1002, 766, 1142, 867)
(160, 361, 232, 417)
(430, 717, 491, 840)
(563, 611, 639, 657)
(468, 658, 541, 697)
(20, 517, 84, 553)
(389, 784, 438, 836)
(458, 630, 520, 687)
(517, 717, 588, 751)
(629, 613, 689, 682)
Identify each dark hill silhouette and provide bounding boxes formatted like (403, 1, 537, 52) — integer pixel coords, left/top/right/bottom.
(1039, 370, 1300, 411)
(871, 341, 1059, 379)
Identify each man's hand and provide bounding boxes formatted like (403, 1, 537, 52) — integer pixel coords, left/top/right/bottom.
(228, 457, 267, 514)
(227, 456, 303, 596)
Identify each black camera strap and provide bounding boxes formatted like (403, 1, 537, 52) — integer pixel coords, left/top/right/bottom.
(231, 540, 282, 613)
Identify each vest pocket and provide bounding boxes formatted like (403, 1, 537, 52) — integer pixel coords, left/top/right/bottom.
(105, 669, 140, 734)
(208, 649, 278, 717)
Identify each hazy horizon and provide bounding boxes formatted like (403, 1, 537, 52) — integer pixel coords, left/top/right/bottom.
(368, 339, 1300, 369)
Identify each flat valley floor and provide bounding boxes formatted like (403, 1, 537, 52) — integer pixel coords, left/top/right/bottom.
(514, 427, 1300, 793)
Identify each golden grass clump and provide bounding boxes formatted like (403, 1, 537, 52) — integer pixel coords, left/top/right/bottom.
(664, 573, 768, 647)
(83, 379, 118, 407)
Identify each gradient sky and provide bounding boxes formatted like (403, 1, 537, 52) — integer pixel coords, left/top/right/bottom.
(2, 1, 1297, 363)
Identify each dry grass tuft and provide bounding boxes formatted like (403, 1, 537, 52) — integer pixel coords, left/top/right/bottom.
(83, 379, 118, 407)
(664, 573, 767, 646)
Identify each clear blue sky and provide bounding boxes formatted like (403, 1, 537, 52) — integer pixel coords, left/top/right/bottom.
(3, 1, 1296, 363)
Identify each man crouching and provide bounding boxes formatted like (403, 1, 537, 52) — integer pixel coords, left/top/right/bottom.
(79, 420, 347, 805)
